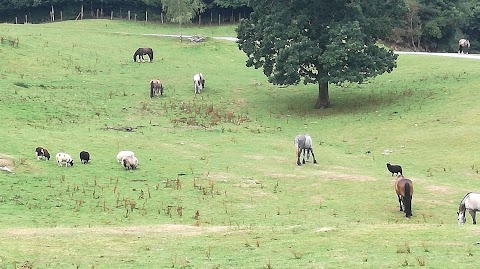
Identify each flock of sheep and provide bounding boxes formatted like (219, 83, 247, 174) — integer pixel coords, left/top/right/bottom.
(34, 147, 138, 170)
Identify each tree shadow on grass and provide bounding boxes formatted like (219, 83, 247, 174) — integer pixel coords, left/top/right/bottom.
(258, 84, 423, 118)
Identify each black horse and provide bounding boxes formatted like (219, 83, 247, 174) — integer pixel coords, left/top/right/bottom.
(133, 48, 154, 62)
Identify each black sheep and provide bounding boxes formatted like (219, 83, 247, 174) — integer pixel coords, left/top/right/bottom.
(387, 163, 402, 176)
(80, 151, 90, 164)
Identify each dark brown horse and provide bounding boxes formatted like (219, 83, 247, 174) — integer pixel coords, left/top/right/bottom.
(395, 175, 413, 218)
(133, 47, 153, 62)
(150, 79, 164, 98)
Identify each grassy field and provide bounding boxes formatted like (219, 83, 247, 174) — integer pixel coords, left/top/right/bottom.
(1, 19, 480, 268)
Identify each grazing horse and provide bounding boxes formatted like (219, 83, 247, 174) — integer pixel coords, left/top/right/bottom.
(395, 175, 413, 218)
(457, 192, 480, 224)
(133, 47, 154, 62)
(150, 79, 164, 98)
(193, 73, 205, 94)
(458, 39, 470, 54)
(294, 134, 317, 166)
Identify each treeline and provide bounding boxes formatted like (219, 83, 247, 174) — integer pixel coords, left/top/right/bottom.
(1, 0, 479, 53)
(0, 0, 251, 25)
(389, 0, 480, 52)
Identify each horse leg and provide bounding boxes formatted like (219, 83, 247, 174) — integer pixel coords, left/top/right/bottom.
(397, 195, 403, 211)
(302, 149, 306, 164)
(309, 148, 318, 164)
(469, 210, 476, 224)
(297, 148, 302, 166)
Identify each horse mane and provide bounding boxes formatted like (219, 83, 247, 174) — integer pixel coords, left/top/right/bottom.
(459, 192, 472, 211)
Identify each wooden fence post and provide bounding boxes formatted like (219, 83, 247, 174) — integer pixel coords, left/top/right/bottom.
(25, 15, 28, 24)
(145, 11, 148, 22)
(111, 11, 113, 20)
(128, 10, 130, 20)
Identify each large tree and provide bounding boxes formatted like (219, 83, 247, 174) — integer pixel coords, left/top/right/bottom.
(236, 0, 407, 108)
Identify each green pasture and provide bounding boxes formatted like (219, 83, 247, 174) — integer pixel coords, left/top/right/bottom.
(1, 19, 480, 268)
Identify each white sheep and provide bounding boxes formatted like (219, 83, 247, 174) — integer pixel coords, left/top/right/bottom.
(56, 152, 74, 167)
(116, 150, 135, 163)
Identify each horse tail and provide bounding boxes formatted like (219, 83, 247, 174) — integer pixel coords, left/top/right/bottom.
(150, 81, 155, 98)
(404, 182, 412, 217)
(149, 49, 154, 61)
(133, 52, 137, 62)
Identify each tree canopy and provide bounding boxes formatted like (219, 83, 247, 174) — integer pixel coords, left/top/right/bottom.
(236, 0, 408, 108)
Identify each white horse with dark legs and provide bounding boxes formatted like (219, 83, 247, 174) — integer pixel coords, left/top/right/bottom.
(458, 39, 470, 54)
(294, 134, 318, 166)
(193, 73, 205, 94)
(457, 192, 480, 224)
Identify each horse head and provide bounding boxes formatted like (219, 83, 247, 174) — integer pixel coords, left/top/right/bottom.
(457, 211, 466, 224)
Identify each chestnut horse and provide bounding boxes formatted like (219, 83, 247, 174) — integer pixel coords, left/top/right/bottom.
(395, 175, 413, 218)
(150, 79, 164, 98)
(133, 47, 154, 62)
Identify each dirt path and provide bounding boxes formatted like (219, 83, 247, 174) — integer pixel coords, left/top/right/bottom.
(0, 224, 233, 237)
(132, 31, 480, 60)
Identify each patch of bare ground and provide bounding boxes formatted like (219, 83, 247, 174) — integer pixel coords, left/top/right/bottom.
(314, 227, 335, 233)
(0, 154, 15, 173)
(268, 167, 376, 181)
(425, 185, 454, 195)
(1, 224, 233, 237)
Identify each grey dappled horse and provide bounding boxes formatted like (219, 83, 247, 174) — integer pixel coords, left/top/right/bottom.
(457, 192, 480, 224)
(294, 134, 317, 166)
(458, 39, 470, 54)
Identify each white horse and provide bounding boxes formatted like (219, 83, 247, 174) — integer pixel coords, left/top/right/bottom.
(457, 192, 480, 224)
(294, 134, 317, 166)
(193, 73, 205, 94)
(458, 39, 470, 54)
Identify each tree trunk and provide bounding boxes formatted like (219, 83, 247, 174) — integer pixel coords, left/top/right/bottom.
(315, 81, 331, 108)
